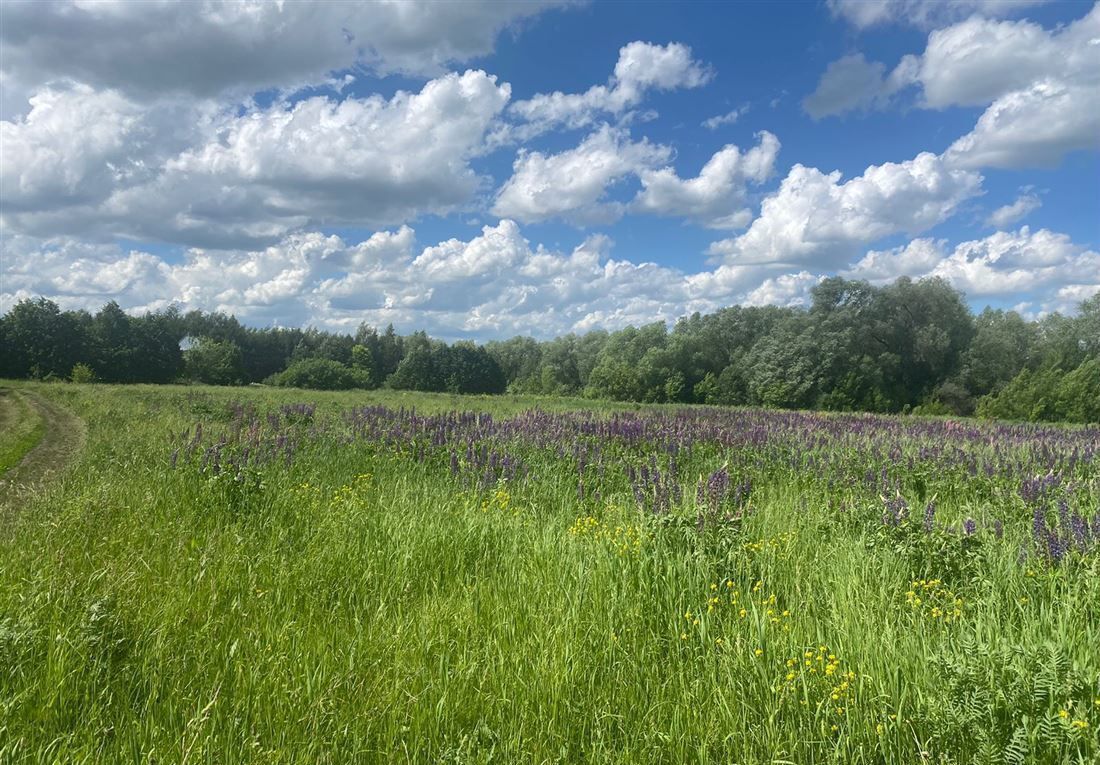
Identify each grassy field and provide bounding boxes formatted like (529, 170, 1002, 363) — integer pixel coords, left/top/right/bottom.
(0, 381, 1097, 764)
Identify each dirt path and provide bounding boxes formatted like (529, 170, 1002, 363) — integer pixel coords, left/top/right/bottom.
(0, 389, 86, 510)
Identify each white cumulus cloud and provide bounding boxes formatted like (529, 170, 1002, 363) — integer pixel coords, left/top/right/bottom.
(803, 54, 917, 119)
(809, 6, 1100, 168)
(631, 131, 780, 229)
(507, 41, 711, 136)
(986, 193, 1042, 227)
(846, 227, 1100, 312)
(708, 151, 983, 268)
(492, 125, 672, 225)
(0, 0, 572, 110)
(2, 71, 511, 248)
(701, 105, 749, 130)
(827, 0, 1049, 30)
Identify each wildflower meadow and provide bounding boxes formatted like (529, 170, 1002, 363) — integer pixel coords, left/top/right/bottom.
(0, 382, 1097, 763)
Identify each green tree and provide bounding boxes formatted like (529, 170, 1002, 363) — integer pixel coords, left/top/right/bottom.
(486, 336, 542, 392)
(350, 344, 376, 388)
(90, 301, 137, 382)
(959, 308, 1036, 397)
(2, 298, 87, 379)
(744, 321, 820, 409)
(377, 324, 404, 382)
(388, 342, 439, 392)
(1055, 358, 1100, 423)
(184, 337, 244, 386)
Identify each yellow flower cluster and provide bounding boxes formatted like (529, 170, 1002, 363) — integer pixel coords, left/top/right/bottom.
(1058, 707, 1091, 732)
(329, 474, 372, 507)
(905, 579, 963, 623)
(292, 475, 373, 513)
(481, 487, 517, 517)
(775, 645, 858, 721)
(741, 531, 795, 556)
(567, 513, 644, 556)
(680, 580, 794, 643)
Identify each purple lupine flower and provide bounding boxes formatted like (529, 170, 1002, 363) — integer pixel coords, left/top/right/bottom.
(882, 494, 909, 527)
(1046, 531, 1067, 565)
(923, 502, 937, 533)
(1032, 505, 1047, 548)
(706, 467, 730, 513)
(1069, 514, 1089, 552)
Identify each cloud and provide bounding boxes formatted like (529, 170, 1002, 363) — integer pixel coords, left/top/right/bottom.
(808, 6, 1100, 168)
(827, 0, 1049, 30)
(702, 105, 749, 130)
(708, 151, 983, 268)
(913, 10, 1097, 109)
(845, 227, 1100, 311)
(743, 271, 823, 307)
(0, 84, 148, 211)
(7, 220, 1095, 340)
(0, 0, 572, 110)
(631, 131, 780, 229)
(841, 238, 947, 283)
(944, 79, 1100, 169)
(2, 71, 511, 248)
(491, 125, 672, 225)
(0, 222, 791, 340)
(803, 53, 917, 119)
(986, 193, 1042, 227)
(493, 127, 780, 231)
(507, 41, 712, 136)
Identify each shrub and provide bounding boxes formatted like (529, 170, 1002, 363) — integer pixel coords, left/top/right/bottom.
(70, 363, 98, 384)
(272, 358, 369, 391)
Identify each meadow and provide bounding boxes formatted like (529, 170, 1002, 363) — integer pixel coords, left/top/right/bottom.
(0, 382, 1097, 764)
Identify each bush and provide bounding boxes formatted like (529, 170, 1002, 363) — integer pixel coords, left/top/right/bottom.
(272, 358, 369, 391)
(924, 381, 975, 416)
(70, 363, 98, 384)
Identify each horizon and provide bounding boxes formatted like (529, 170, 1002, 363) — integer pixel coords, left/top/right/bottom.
(2, 0, 1098, 342)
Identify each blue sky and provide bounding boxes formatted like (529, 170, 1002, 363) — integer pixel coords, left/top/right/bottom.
(1, 0, 1097, 338)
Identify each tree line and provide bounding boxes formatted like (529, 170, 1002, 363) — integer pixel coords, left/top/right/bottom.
(1, 276, 1097, 423)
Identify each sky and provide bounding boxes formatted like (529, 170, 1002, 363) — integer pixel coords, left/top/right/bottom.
(1, 0, 1098, 341)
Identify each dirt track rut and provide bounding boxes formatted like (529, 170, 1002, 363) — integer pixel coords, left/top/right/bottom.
(0, 390, 86, 510)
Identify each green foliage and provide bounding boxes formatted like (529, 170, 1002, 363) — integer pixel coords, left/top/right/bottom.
(927, 640, 1097, 764)
(745, 322, 820, 408)
(2, 279, 1096, 424)
(69, 363, 98, 384)
(1057, 358, 1100, 423)
(924, 380, 975, 416)
(272, 358, 370, 391)
(184, 337, 244, 386)
(349, 344, 375, 384)
(389, 341, 506, 394)
(1, 297, 87, 379)
(960, 308, 1036, 396)
(977, 359, 1100, 423)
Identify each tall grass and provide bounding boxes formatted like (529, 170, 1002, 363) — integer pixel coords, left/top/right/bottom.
(0, 382, 1096, 764)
